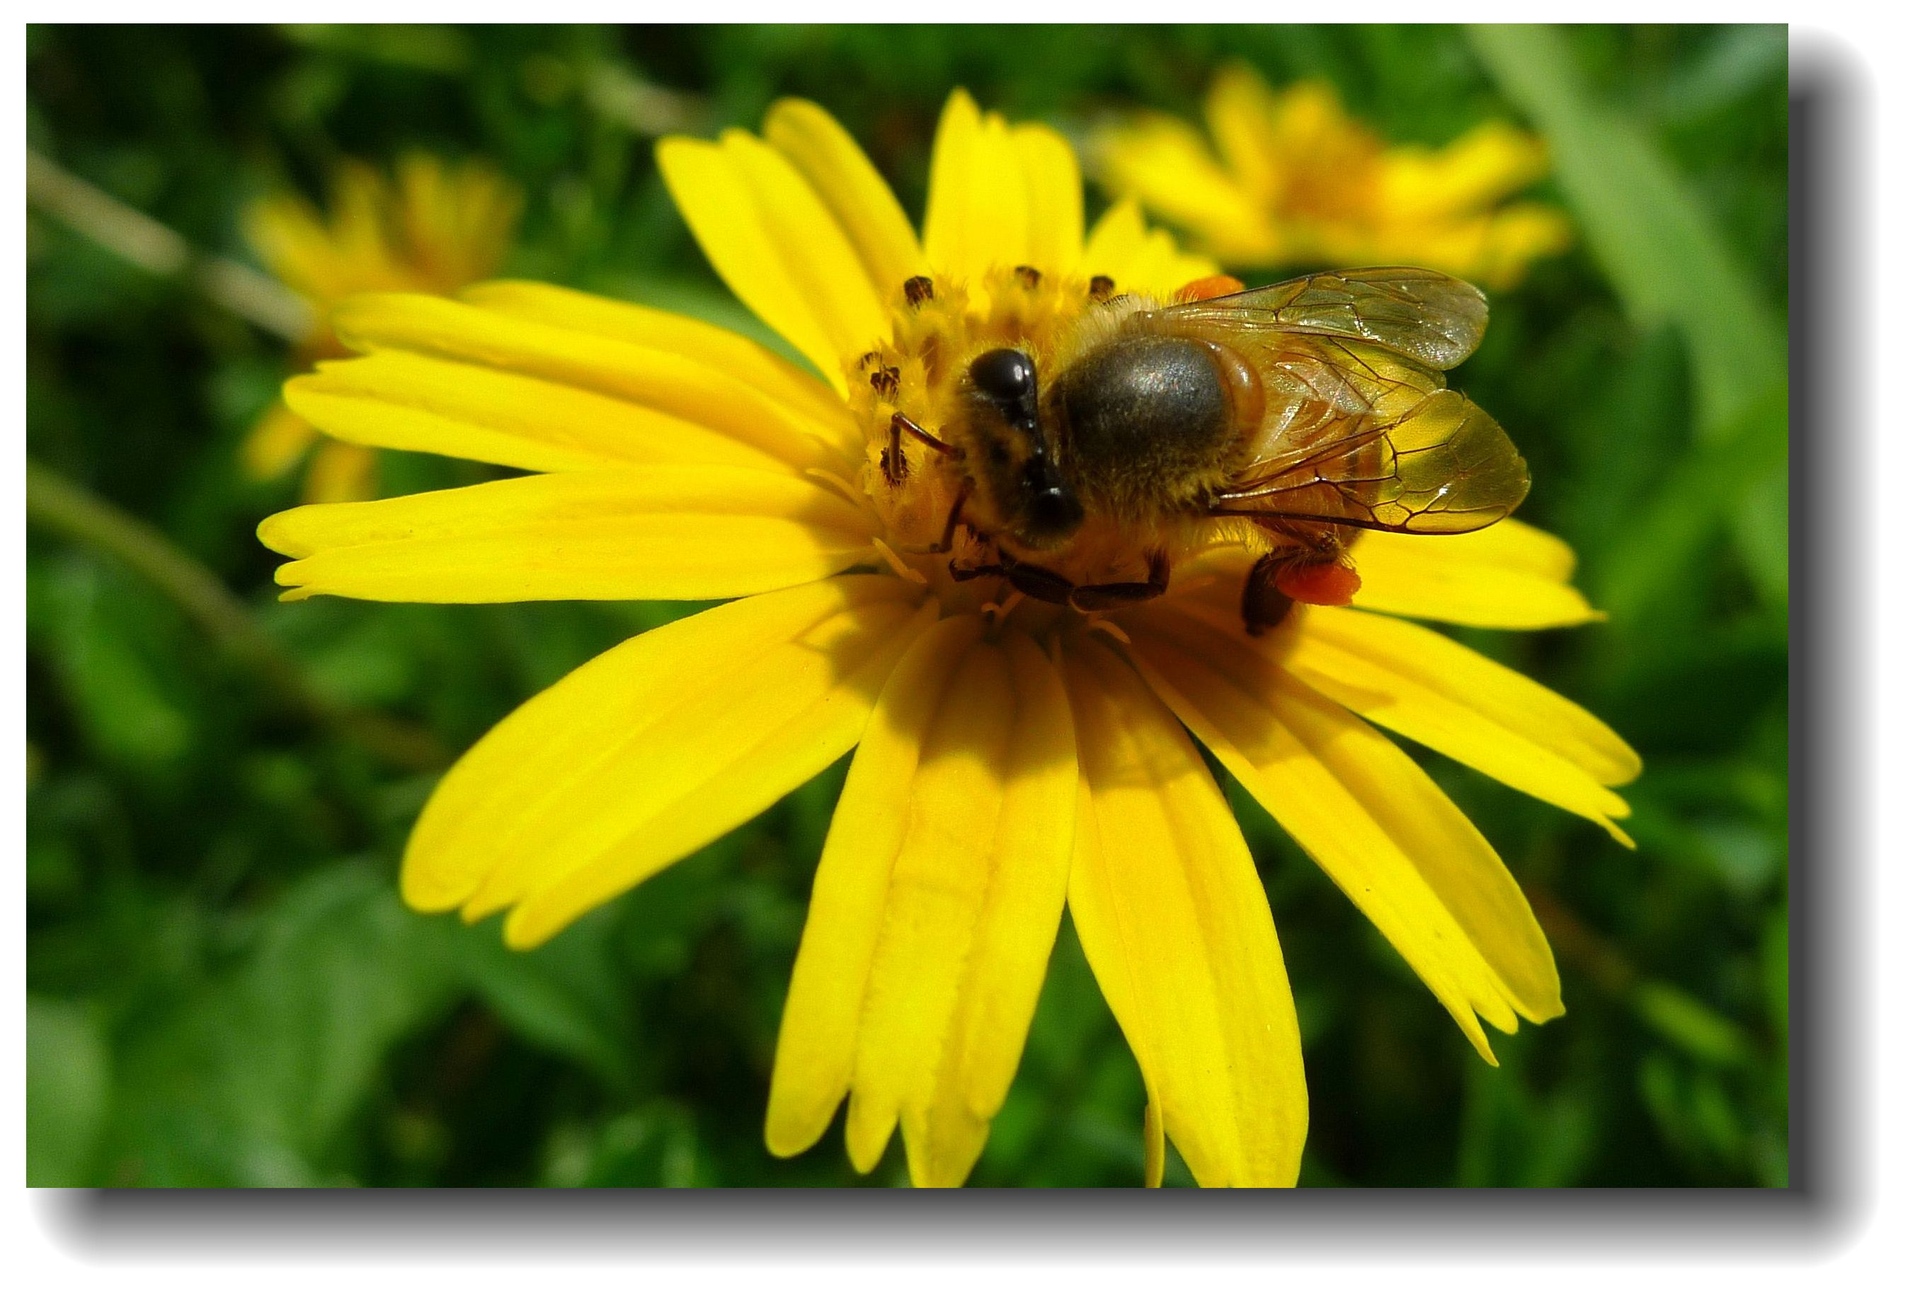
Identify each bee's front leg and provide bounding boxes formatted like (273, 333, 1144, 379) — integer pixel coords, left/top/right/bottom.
(1068, 551, 1169, 613)
(883, 412, 958, 486)
(1003, 562, 1077, 606)
(948, 557, 1077, 606)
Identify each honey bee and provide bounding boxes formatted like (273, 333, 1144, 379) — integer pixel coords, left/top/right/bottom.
(885, 267, 1530, 634)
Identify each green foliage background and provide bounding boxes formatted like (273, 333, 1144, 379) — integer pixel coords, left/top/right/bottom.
(25, 23, 1789, 1188)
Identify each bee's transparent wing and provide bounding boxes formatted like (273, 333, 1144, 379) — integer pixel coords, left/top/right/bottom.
(1152, 267, 1490, 370)
(1211, 389, 1529, 534)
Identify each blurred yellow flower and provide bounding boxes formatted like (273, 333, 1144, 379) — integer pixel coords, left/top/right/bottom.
(241, 154, 522, 502)
(258, 91, 1634, 1187)
(1093, 65, 1572, 289)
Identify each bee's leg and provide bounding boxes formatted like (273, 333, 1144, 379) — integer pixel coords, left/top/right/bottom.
(1004, 562, 1077, 606)
(949, 554, 1077, 606)
(933, 485, 970, 554)
(947, 558, 1006, 584)
(1241, 551, 1296, 637)
(880, 419, 907, 485)
(883, 412, 959, 486)
(1069, 551, 1169, 613)
(1240, 544, 1358, 635)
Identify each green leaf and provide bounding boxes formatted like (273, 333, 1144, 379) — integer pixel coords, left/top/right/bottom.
(278, 23, 471, 73)
(103, 863, 463, 1186)
(1591, 378, 1788, 626)
(453, 910, 633, 1086)
(28, 555, 195, 768)
(1661, 25, 1789, 125)
(543, 1102, 709, 1187)
(1469, 24, 1785, 436)
(1734, 459, 1790, 608)
(1762, 904, 1789, 1042)
(27, 997, 111, 1186)
(1633, 980, 1753, 1068)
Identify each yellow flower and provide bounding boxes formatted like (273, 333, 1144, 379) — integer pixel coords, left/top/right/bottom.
(1093, 65, 1573, 289)
(257, 91, 1637, 1188)
(241, 153, 522, 502)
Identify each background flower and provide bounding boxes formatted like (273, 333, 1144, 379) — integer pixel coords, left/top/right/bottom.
(1093, 64, 1572, 289)
(25, 24, 1787, 1189)
(240, 154, 522, 503)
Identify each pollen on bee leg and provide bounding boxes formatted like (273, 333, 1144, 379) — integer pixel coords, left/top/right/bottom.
(1173, 274, 1246, 304)
(871, 537, 930, 586)
(1276, 558, 1361, 606)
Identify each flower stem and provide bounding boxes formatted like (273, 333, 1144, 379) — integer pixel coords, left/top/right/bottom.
(25, 458, 446, 771)
(26, 148, 314, 343)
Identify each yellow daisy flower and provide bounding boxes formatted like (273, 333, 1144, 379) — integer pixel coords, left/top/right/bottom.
(257, 90, 1637, 1188)
(1093, 65, 1573, 289)
(241, 153, 523, 503)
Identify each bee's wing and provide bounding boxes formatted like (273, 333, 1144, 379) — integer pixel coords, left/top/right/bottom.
(1151, 267, 1490, 370)
(1212, 388, 1530, 535)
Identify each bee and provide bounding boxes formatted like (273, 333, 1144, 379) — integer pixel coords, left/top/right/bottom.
(886, 267, 1530, 635)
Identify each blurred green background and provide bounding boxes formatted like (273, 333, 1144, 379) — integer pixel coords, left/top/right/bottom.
(25, 24, 1788, 1188)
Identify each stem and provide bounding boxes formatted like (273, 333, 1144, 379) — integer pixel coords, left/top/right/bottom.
(26, 459, 446, 772)
(582, 61, 705, 136)
(26, 149, 314, 344)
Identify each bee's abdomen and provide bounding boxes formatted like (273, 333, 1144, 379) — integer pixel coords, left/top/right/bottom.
(1054, 333, 1235, 517)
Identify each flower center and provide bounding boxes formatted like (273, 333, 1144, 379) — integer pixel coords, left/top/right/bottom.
(841, 265, 1234, 630)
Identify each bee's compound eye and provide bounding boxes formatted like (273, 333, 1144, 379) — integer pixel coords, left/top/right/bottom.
(969, 348, 1038, 408)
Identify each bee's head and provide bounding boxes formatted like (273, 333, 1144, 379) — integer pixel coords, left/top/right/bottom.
(958, 347, 1084, 550)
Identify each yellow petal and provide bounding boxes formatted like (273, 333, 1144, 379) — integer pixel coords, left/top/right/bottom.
(461, 280, 857, 448)
(1090, 118, 1276, 266)
(1082, 196, 1148, 279)
(1380, 122, 1551, 220)
(1143, 1095, 1166, 1189)
(761, 98, 926, 309)
(767, 615, 981, 1164)
(769, 623, 1076, 1186)
(331, 292, 839, 469)
(1476, 203, 1575, 291)
(286, 352, 792, 475)
(259, 467, 876, 603)
(246, 166, 421, 312)
(923, 90, 1026, 284)
(1062, 637, 1307, 1187)
(1289, 605, 1640, 840)
(393, 153, 521, 292)
(1011, 123, 1083, 273)
(1202, 64, 1279, 199)
(401, 577, 934, 948)
(657, 131, 890, 395)
(1350, 519, 1602, 628)
(300, 439, 379, 504)
(243, 193, 341, 308)
(1080, 197, 1221, 303)
(240, 401, 319, 480)
(1124, 607, 1562, 1061)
